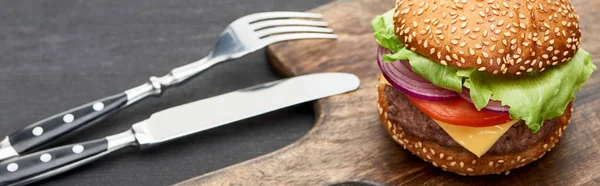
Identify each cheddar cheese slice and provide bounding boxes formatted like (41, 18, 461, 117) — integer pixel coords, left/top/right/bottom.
(433, 119, 519, 157)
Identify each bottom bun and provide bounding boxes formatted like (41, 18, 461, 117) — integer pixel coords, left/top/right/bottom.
(376, 75, 572, 176)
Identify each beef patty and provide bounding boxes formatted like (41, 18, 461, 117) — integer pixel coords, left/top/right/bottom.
(383, 85, 561, 154)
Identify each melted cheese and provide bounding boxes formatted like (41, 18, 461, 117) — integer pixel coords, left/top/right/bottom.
(434, 119, 519, 157)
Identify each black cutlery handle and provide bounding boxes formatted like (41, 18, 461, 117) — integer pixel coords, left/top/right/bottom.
(0, 139, 108, 186)
(7, 93, 127, 154)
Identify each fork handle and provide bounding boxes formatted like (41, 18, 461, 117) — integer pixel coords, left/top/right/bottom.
(7, 94, 128, 155)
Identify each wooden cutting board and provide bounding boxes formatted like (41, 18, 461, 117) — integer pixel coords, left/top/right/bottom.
(176, 0, 600, 185)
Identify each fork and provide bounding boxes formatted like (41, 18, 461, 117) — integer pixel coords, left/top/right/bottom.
(0, 11, 336, 161)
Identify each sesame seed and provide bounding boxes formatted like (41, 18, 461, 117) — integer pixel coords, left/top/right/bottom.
(469, 48, 476, 55)
(460, 162, 464, 168)
(478, 67, 486, 71)
(450, 162, 456, 166)
(497, 20, 504, 26)
(482, 52, 489, 58)
(464, 29, 471, 35)
(467, 168, 474, 172)
(489, 161, 494, 167)
(477, 57, 482, 64)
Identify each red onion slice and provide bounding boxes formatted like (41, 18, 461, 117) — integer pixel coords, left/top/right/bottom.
(377, 46, 459, 101)
(457, 88, 510, 113)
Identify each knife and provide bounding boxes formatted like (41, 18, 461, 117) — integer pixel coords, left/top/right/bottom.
(0, 72, 360, 186)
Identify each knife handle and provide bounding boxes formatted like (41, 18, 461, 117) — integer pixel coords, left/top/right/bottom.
(7, 93, 128, 154)
(0, 139, 108, 186)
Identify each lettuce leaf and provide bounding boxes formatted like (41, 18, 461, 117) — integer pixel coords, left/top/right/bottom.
(371, 9, 403, 53)
(371, 10, 596, 132)
(458, 50, 595, 132)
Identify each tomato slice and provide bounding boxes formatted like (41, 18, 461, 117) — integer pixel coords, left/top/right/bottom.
(406, 95, 512, 127)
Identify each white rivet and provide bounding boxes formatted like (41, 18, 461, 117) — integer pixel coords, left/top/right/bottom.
(7, 163, 18, 172)
(92, 102, 104, 111)
(72, 145, 84, 154)
(40, 154, 52, 162)
(63, 114, 75, 123)
(32, 127, 44, 136)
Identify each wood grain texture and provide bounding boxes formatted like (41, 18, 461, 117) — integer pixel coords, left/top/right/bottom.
(176, 0, 600, 185)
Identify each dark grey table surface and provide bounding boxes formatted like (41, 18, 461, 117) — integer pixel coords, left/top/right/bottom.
(0, 0, 332, 185)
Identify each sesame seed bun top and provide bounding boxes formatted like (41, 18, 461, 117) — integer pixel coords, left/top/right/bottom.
(393, 0, 582, 75)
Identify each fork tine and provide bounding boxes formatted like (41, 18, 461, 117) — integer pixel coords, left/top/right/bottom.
(261, 33, 338, 45)
(242, 12, 323, 23)
(255, 26, 333, 38)
(251, 19, 328, 31)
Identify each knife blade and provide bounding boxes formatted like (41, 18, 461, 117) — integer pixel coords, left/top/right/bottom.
(0, 72, 360, 186)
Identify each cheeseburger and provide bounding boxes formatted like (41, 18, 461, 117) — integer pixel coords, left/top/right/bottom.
(372, 0, 596, 175)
